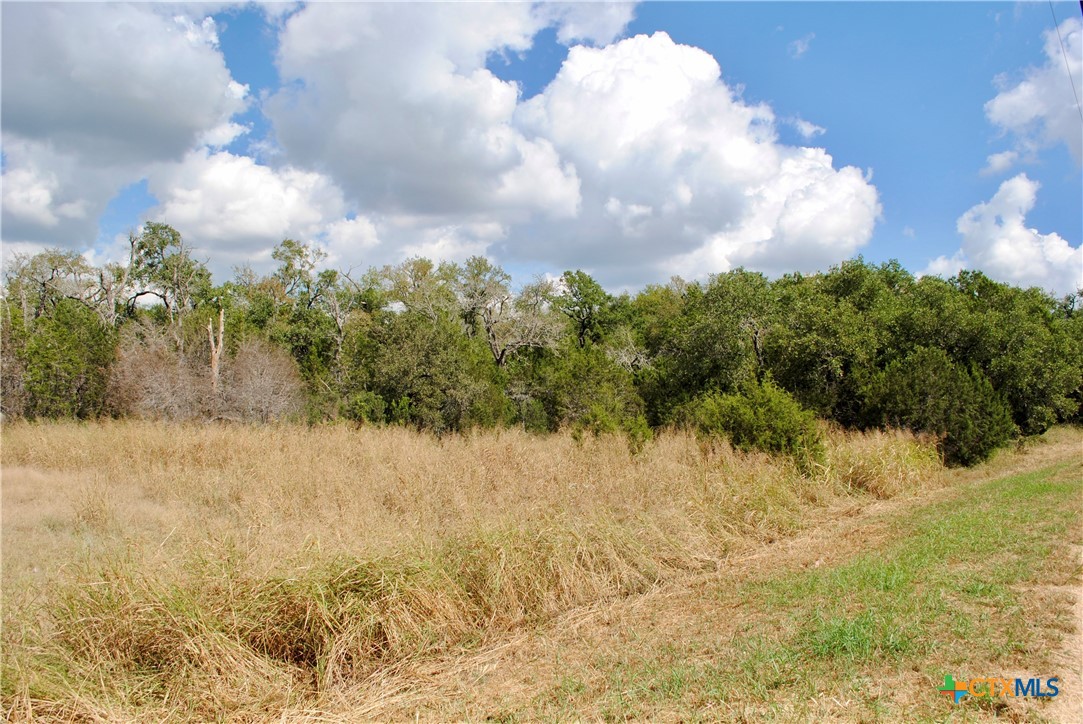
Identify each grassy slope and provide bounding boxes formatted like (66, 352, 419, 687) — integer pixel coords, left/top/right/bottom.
(355, 433, 1082, 722)
(1, 424, 1079, 721)
(1, 421, 938, 720)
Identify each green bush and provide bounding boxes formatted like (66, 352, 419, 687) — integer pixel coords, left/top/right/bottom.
(340, 391, 387, 425)
(536, 342, 645, 435)
(622, 413, 653, 455)
(23, 299, 116, 419)
(862, 347, 1016, 467)
(692, 378, 824, 468)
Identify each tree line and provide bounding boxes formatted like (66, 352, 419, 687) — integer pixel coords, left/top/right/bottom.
(2, 222, 1080, 466)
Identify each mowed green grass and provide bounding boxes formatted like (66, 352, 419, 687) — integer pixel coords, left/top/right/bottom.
(513, 460, 1082, 722)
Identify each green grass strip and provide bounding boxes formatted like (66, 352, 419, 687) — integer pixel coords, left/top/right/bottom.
(539, 461, 1081, 722)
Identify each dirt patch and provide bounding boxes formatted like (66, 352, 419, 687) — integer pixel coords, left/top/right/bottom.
(1040, 543, 1082, 724)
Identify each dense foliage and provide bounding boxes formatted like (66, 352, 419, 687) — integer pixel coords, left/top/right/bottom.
(691, 378, 825, 470)
(861, 348, 1017, 466)
(2, 225, 1080, 465)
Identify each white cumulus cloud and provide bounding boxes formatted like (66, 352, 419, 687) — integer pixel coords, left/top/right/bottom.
(536, 2, 637, 46)
(144, 149, 366, 271)
(1, 166, 65, 229)
(924, 174, 1082, 294)
(920, 250, 966, 280)
(981, 149, 1020, 175)
(3, 3, 883, 290)
(507, 32, 880, 285)
(323, 217, 381, 269)
(985, 18, 1083, 166)
(1, 3, 247, 247)
(791, 118, 826, 139)
(264, 3, 584, 220)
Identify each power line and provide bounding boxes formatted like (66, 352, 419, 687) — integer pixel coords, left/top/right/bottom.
(1049, 0, 1083, 124)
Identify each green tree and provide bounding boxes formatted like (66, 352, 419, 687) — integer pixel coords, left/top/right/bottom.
(22, 299, 116, 419)
(765, 261, 906, 424)
(1054, 293, 1083, 422)
(129, 223, 212, 343)
(269, 304, 339, 387)
(644, 270, 773, 424)
(951, 272, 1080, 436)
(628, 278, 686, 357)
(555, 270, 611, 347)
(347, 309, 483, 432)
(533, 341, 645, 434)
(862, 347, 1016, 466)
(892, 272, 1080, 436)
(272, 238, 326, 302)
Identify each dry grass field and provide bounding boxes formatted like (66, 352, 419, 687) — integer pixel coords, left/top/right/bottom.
(1, 421, 1078, 721)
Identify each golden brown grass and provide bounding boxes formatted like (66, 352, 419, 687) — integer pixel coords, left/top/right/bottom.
(348, 431, 1081, 723)
(1, 421, 943, 720)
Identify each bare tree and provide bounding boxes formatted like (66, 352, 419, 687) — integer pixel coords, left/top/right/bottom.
(440, 257, 563, 367)
(107, 320, 205, 420)
(93, 231, 140, 328)
(126, 223, 212, 349)
(449, 256, 511, 338)
(2, 250, 103, 327)
(208, 308, 225, 394)
(605, 325, 651, 372)
(0, 325, 27, 420)
(480, 279, 562, 367)
(220, 339, 304, 423)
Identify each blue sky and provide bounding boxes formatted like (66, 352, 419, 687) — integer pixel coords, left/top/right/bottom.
(2, 2, 1081, 294)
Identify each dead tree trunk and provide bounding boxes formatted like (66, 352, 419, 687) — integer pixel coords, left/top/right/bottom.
(208, 308, 225, 394)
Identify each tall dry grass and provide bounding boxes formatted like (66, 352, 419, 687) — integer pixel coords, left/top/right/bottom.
(1, 421, 941, 720)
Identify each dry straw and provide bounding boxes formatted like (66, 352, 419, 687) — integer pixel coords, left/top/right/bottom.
(2, 421, 941, 720)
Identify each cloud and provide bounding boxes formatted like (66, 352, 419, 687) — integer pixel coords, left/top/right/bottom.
(508, 32, 880, 284)
(144, 148, 365, 271)
(535, 2, 637, 45)
(1, 4, 244, 165)
(985, 18, 1083, 166)
(1, 165, 67, 230)
(789, 33, 815, 59)
(3, 4, 879, 290)
(674, 152, 879, 279)
(397, 221, 505, 263)
(322, 217, 381, 269)
(0, 137, 144, 248)
(920, 250, 966, 279)
(264, 3, 583, 221)
(791, 117, 826, 139)
(141, 148, 500, 277)
(924, 174, 1082, 294)
(173, 14, 220, 46)
(1, 3, 246, 247)
(200, 121, 250, 149)
(981, 149, 1019, 175)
